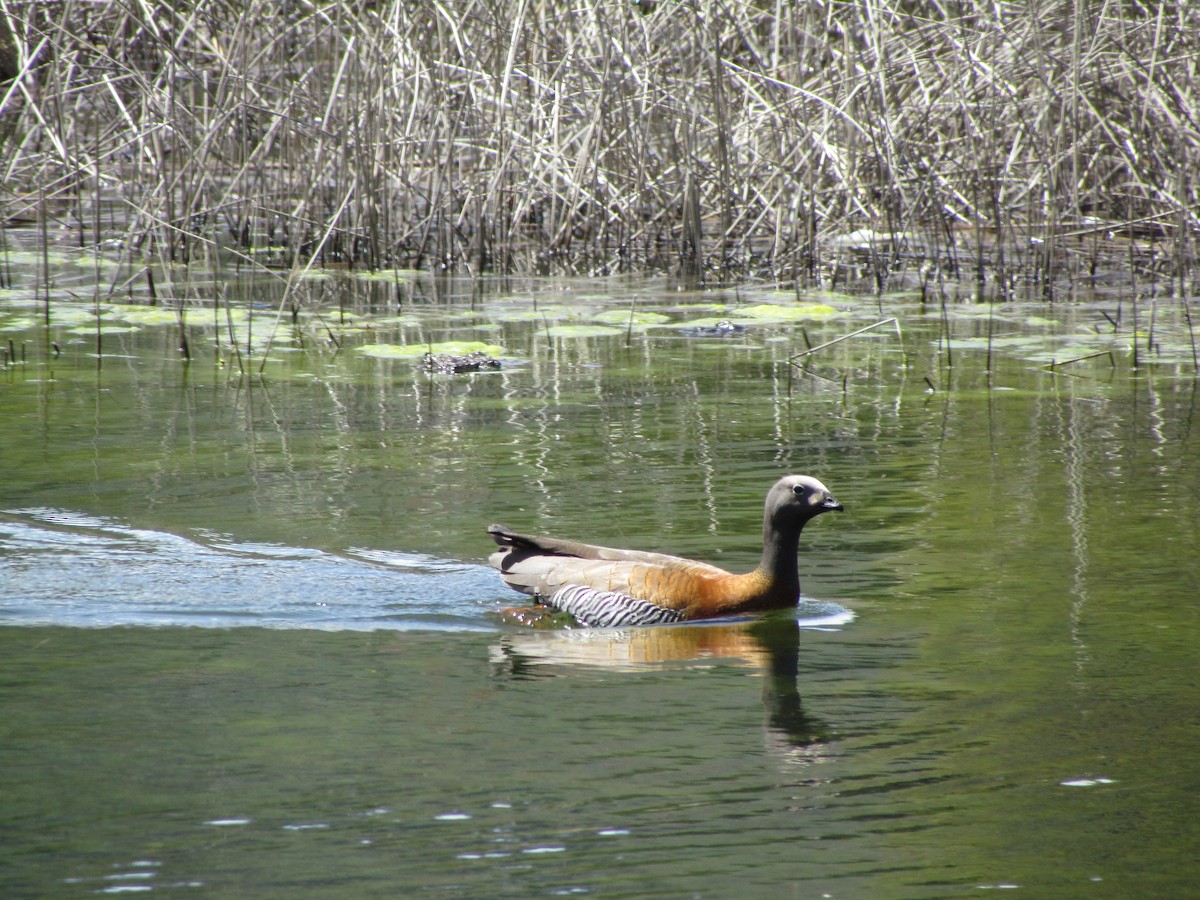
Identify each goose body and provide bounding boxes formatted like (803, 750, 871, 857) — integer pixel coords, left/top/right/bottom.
(488, 475, 843, 626)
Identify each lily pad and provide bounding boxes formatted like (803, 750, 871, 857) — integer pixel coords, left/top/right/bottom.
(672, 302, 729, 312)
(210, 321, 297, 347)
(66, 325, 139, 335)
(186, 306, 251, 325)
(488, 305, 575, 323)
(108, 305, 185, 326)
(0, 250, 76, 267)
(801, 290, 857, 305)
(358, 340, 506, 360)
(0, 304, 96, 328)
(352, 268, 422, 282)
(735, 303, 838, 321)
(72, 254, 123, 272)
(363, 315, 423, 327)
(744, 289, 854, 306)
(950, 335, 1058, 351)
(0, 315, 41, 330)
(543, 324, 625, 338)
(48, 307, 111, 327)
(591, 309, 672, 326)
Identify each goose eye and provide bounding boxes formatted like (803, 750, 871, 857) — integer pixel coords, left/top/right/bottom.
(791, 484, 807, 497)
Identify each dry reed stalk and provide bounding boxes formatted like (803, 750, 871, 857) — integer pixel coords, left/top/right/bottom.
(1043, 350, 1118, 370)
(787, 317, 903, 364)
(0, 0, 1196, 291)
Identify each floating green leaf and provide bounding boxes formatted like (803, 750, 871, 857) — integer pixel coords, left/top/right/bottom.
(950, 335, 1059, 351)
(488, 305, 575, 322)
(49, 307, 110, 327)
(363, 315, 424, 327)
(66, 325, 139, 335)
(0, 316, 41, 330)
(0, 250, 76, 267)
(352, 268, 422, 282)
(108, 305, 184, 326)
(358, 340, 506, 359)
(735, 302, 838, 321)
(744, 289, 854, 306)
(72, 254, 123, 272)
(591, 309, 672, 326)
(543, 324, 625, 338)
(672, 302, 729, 312)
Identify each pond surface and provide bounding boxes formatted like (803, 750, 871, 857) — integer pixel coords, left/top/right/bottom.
(1, 250, 1198, 897)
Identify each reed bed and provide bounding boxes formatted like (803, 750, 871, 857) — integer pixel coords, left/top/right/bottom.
(1, 0, 1198, 293)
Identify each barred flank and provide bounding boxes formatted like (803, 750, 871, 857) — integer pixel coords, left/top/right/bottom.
(545, 585, 684, 627)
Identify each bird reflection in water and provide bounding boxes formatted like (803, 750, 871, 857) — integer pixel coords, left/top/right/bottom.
(489, 603, 851, 752)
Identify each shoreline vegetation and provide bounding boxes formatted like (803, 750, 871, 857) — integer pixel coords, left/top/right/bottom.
(0, 1, 1198, 297)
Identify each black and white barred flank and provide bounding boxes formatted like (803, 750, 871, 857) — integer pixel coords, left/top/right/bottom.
(543, 585, 684, 627)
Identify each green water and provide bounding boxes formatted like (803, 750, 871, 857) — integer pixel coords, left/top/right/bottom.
(1, 257, 1198, 896)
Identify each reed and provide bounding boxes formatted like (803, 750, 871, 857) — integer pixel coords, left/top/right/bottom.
(0, 1, 1197, 289)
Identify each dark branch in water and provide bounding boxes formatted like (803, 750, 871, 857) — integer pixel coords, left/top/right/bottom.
(1043, 350, 1118, 370)
(787, 319, 903, 364)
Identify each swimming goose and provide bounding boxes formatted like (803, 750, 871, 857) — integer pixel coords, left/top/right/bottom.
(488, 474, 842, 626)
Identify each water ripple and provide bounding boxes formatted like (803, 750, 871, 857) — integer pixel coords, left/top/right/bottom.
(0, 508, 499, 631)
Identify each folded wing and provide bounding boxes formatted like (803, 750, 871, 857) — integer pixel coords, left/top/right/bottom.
(488, 524, 727, 613)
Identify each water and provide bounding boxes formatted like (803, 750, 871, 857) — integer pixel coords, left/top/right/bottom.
(0, 509, 496, 630)
(2, 258, 1199, 896)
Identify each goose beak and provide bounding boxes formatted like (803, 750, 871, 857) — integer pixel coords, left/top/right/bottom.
(821, 493, 844, 512)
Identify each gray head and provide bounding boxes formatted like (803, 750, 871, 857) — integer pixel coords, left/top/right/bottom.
(764, 474, 843, 533)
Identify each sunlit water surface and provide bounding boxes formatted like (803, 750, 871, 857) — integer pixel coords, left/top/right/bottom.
(2, 262, 1198, 897)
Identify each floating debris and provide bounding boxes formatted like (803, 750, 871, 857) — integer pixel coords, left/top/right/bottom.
(422, 350, 502, 374)
(678, 319, 747, 337)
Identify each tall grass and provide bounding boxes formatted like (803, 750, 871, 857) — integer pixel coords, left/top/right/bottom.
(1, 0, 1197, 291)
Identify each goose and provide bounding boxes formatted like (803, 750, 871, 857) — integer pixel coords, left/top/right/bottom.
(488, 474, 842, 626)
